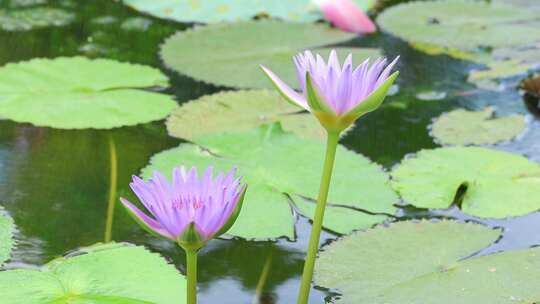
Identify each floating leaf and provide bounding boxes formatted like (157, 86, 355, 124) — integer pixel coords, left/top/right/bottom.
(0, 243, 186, 303)
(377, 0, 540, 51)
(0, 207, 14, 266)
(468, 59, 535, 83)
(0, 7, 74, 31)
(294, 199, 388, 235)
(430, 107, 525, 146)
(391, 147, 540, 218)
(8, 0, 47, 8)
(166, 90, 331, 140)
(415, 90, 447, 101)
(143, 123, 398, 240)
(315, 220, 540, 304)
(122, 0, 375, 24)
(160, 21, 381, 89)
(0, 57, 177, 129)
(121, 16, 152, 31)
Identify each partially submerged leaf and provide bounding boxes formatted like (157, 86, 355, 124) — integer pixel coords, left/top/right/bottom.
(160, 21, 381, 89)
(0, 243, 186, 303)
(315, 220, 540, 304)
(0, 57, 177, 129)
(430, 107, 525, 145)
(143, 123, 398, 240)
(391, 147, 540, 218)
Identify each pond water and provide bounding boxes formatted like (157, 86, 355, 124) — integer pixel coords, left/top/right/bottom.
(1, 0, 539, 303)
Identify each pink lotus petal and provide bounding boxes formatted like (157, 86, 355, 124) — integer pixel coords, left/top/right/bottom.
(320, 0, 377, 33)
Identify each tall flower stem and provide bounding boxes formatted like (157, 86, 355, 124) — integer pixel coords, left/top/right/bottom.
(104, 135, 118, 243)
(297, 131, 340, 304)
(186, 249, 198, 304)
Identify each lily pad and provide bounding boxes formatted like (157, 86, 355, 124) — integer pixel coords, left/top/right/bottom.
(167, 90, 330, 141)
(0, 57, 177, 129)
(430, 107, 526, 145)
(468, 60, 535, 84)
(0, 7, 74, 31)
(0, 242, 186, 303)
(122, 0, 375, 24)
(315, 220, 540, 304)
(142, 123, 398, 240)
(0, 207, 14, 266)
(377, 0, 540, 51)
(415, 90, 447, 101)
(160, 21, 381, 89)
(391, 147, 540, 218)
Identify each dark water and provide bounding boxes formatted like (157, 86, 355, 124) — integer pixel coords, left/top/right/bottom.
(0, 1, 539, 303)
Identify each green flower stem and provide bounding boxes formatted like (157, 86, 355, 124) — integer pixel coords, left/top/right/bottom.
(297, 130, 340, 304)
(186, 249, 198, 304)
(104, 135, 117, 243)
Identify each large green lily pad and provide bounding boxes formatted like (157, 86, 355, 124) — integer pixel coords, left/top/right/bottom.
(0, 7, 74, 31)
(166, 90, 330, 141)
(122, 0, 375, 24)
(160, 21, 381, 89)
(0, 207, 14, 266)
(315, 220, 540, 304)
(142, 123, 398, 239)
(391, 147, 540, 218)
(0, 57, 177, 129)
(430, 107, 525, 146)
(377, 0, 540, 51)
(0, 243, 186, 303)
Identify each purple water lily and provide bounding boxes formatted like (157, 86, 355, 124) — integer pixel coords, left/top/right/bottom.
(261, 50, 399, 132)
(121, 166, 246, 249)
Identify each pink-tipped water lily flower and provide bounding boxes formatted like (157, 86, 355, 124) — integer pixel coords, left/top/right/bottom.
(121, 166, 247, 251)
(261, 50, 399, 133)
(317, 0, 377, 33)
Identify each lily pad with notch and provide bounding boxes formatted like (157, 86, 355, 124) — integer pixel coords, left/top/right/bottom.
(166, 90, 342, 141)
(315, 220, 540, 304)
(430, 107, 526, 146)
(160, 21, 382, 89)
(0, 242, 186, 303)
(142, 123, 398, 240)
(391, 147, 540, 218)
(0, 57, 177, 129)
(377, 0, 540, 51)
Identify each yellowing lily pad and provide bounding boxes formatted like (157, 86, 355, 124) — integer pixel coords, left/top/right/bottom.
(160, 21, 381, 89)
(430, 107, 526, 145)
(315, 220, 540, 304)
(391, 147, 540, 218)
(166, 90, 330, 141)
(0, 57, 177, 129)
(143, 123, 398, 240)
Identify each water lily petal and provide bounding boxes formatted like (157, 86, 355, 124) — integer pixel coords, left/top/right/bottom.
(260, 65, 309, 111)
(320, 0, 377, 33)
(120, 198, 176, 240)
